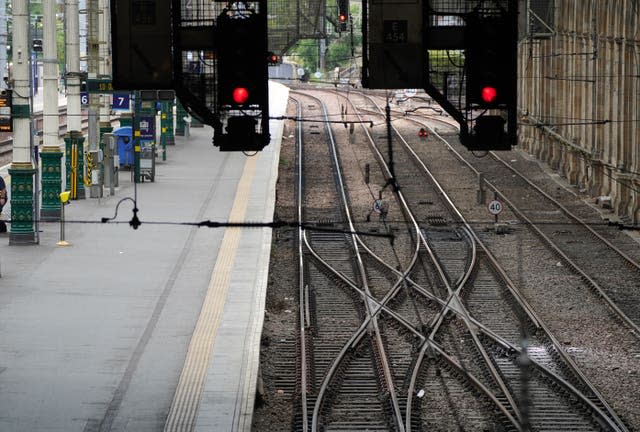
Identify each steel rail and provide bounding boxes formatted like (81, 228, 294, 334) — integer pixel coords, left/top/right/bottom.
(336, 90, 526, 428)
(290, 91, 406, 432)
(290, 96, 310, 432)
(372, 96, 630, 431)
(399, 107, 640, 338)
(317, 93, 405, 432)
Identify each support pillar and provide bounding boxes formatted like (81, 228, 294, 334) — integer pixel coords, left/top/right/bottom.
(9, 0, 36, 245)
(40, 148, 64, 220)
(8, 163, 37, 244)
(64, 131, 86, 199)
(40, 0, 63, 221)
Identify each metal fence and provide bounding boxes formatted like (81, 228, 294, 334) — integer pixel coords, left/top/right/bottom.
(269, 0, 328, 54)
(174, 0, 328, 117)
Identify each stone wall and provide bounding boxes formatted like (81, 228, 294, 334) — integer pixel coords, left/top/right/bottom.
(519, 0, 640, 223)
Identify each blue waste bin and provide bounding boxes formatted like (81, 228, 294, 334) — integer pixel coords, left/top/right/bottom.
(113, 126, 133, 168)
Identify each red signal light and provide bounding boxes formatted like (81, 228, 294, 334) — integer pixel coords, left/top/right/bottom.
(232, 87, 250, 105)
(267, 52, 280, 64)
(338, 13, 347, 22)
(481, 86, 498, 104)
(418, 128, 428, 138)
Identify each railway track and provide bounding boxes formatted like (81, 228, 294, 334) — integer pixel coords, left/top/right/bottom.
(254, 87, 638, 431)
(375, 94, 640, 335)
(354, 91, 640, 331)
(318, 88, 629, 430)
(292, 91, 404, 431)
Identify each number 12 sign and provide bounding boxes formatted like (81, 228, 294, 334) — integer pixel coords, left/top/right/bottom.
(112, 93, 130, 110)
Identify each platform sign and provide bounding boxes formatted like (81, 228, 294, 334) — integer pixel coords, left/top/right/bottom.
(80, 92, 89, 106)
(384, 20, 408, 43)
(112, 93, 130, 110)
(86, 78, 115, 93)
(0, 90, 12, 132)
(138, 116, 155, 140)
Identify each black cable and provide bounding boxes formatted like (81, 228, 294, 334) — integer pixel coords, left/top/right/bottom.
(270, 115, 373, 127)
(3, 216, 638, 230)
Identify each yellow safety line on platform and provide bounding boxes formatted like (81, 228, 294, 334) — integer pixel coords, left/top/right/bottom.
(164, 155, 258, 432)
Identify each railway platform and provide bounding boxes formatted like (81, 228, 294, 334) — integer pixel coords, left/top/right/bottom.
(0, 82, 288, 431)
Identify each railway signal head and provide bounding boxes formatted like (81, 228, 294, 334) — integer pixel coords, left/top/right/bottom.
(267, 52, 281, 66)
(214, 6, 270, 151)
(337, 0, 349, 31)
(418, 128, 428, 139)
(481, 86, 498, 104)
(464, 10, 516, 109)
(216, 12, 268, 110)
(32, 39, 43, 52)
(232, 86, 250, 105)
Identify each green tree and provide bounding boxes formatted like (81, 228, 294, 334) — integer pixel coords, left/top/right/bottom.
(288, 2, 362, 77)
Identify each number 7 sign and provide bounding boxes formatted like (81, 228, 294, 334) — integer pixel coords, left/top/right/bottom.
(112, 93, 130, 110)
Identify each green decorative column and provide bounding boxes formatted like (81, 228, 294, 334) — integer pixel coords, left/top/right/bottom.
(9, 1, 37, 245)
(8, 163, 37, 244)
(63, 131, 86, 199)
(40, 147, 64, 221)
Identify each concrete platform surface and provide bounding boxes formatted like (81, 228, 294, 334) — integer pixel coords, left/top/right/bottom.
(0, 82, 288, 431)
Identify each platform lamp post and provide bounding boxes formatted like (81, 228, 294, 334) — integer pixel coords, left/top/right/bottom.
(8, 0, 37, 244)
(40, 0, 64, 221)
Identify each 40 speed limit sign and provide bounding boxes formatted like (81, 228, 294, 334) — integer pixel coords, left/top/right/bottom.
(488, 200, 504, 215)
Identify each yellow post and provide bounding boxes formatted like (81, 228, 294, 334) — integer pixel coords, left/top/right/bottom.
(57, 191, 71, 246)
